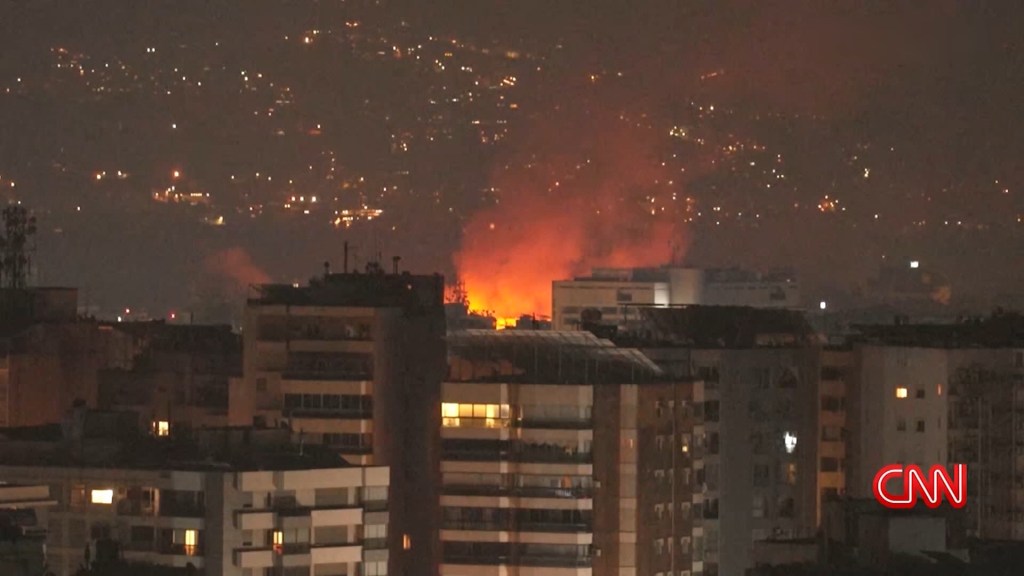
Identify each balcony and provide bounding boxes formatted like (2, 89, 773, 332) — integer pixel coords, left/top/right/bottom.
(236, 510, 276, 530)
(310, 506, 362, 527)
(283, 371, 373, 382)
(443, 520, 591, 534)
(235, 548, 274, 569)
(310, 543, 362, 564)
(287, 409, 373, 420)
(443, 451, 592, 464)
(443, 485, 592, 499)
(518, 418, 593, 430)
(443, 553, 592, 567)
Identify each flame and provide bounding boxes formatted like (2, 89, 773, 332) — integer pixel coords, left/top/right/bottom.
(455, 101, 689, 319)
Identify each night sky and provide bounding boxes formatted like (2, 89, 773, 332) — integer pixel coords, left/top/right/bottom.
(1, 1, 1023, 322)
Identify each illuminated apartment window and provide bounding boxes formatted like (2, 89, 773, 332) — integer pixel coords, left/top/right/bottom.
(91, 489, 114, 505)
(272, 530, 283, 554)
(402, 533, 411, 550)
(153, 420, 170, 437)
(441, 403, 509, 428)
(937, 383, 943, 396)
(895, 387, 909, 399)
(184, 529, 197, 556)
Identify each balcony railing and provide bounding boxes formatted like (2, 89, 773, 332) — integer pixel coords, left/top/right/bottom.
(282, 371, 373, 381)
(443, 451, 592, 464)
(442, 520, 591, 533)
(443, 485, 593, 499)
(518, 418, 593, 430)
(443, 553, 592, 567)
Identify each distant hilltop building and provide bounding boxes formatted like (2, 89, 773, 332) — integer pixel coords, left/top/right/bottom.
(552, 266, 800, 331)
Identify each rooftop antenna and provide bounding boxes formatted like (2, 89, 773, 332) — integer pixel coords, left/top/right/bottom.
(323, 260, 330, 278)
(392, 255, 401, 275)
(343, 241, 349, 273)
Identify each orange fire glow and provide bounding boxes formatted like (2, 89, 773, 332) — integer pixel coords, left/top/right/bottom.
(454, 103, 689, 319)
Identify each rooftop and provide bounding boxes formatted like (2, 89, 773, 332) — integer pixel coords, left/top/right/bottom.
(0, 418, 352, 472)
(852, 311, 1024, 348)
(615, 305, 818, 348)
(447, 329, 664, 384)
(249, 271, 444, 309)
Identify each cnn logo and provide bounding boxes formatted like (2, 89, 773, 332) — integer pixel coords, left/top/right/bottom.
(872, 464, 967, 509)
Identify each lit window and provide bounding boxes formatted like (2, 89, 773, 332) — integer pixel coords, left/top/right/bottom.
(403, 533, 411, 550)
(90, 489, 114, 504)
(184, 529, 197, 556)
(895, 387, 908, 399)
(153, 420, 170, 437)
(272, 530, 283, 554)
(937, 384, 943, 396)
(441, 403, 510, 428)
(783, 432, 798, 454)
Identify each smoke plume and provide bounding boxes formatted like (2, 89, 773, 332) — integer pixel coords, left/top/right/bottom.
(454, 88, 689, 318)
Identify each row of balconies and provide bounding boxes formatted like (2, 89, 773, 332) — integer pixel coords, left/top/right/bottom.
(235, 505, 371, 530)
(234, 543, 365, 568)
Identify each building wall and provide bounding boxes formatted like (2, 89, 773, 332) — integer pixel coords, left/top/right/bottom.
(552, 281, 669, 331)
(848, 346, 951, 499)
(239, 296, 444, 576)
(3, 323, 135, 427)
(0, 464, 389, 576)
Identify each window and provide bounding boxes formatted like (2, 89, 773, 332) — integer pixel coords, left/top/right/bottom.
(363, 561, 388, 576)
(916, 420, 926, 433)
(403, 534, 412, 550)
(272, 530, 283, 554)
(897, 418, 907, 432)
(91, 489, 114, 505)
(70, 484, 86, 510)
(916, 389, 925, 399)
(821, 425, 842, 441)
(896, 387, 909, 399)
(781, 462, 798, 485)
(820, 395, 844, 412)
(256, 377, 267, 392)
(778, 497, 795, 518)
(753, 464, 770, 487)
(184, 529, 197, 556)
(152, 420, 170, 437)
(783, 431, 798, 454)
(820, 457, 840, 472)
(752, 495, 766, 518)
(937, 383, 943, 396)
(441, 403, 510, 428)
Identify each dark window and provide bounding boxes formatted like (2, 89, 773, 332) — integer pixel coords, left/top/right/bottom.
(820, 395, 844, 412)
(753, 464, 771, 487)
(704, 401, 720, 423)
(820, 366, 844, 380)
(916, 420, 926, 433)
(820, 457, 840, 472)
(916, 389, 926, 399)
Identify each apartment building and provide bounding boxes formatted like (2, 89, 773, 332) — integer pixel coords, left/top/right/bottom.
(848, 317, 1024, 540)
(0, 416, 390, 576)
(99, 323, 242, 433)
(0, 483, 55, 576)
(232, 270, 446, 576)
(440, 329, 694, 576)
(630, 306, 835, 576)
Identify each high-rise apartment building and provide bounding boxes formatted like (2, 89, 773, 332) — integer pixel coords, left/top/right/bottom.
(439, 329, 694, 576)
(847, 317, 1024, 540)
(232, 271, 447, 576)
(629, 306, 838, 576)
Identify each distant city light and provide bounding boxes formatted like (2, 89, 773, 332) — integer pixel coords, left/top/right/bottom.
(910, 260, 920, 269)
(819, 301, 827, 310)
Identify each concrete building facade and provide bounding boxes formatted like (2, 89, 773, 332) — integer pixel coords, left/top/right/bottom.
(552, 267, 799, 331)
(439, 330, 693, 576)
(232, 271, 447, 576)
